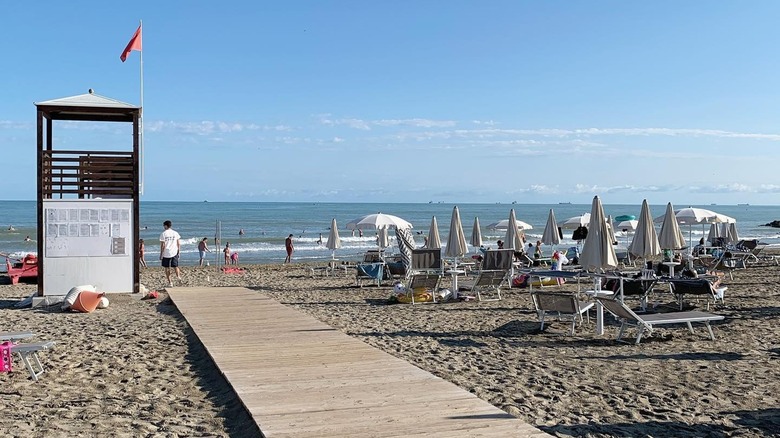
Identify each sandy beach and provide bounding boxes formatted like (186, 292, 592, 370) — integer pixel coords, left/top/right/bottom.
(1, 260, 779, 437)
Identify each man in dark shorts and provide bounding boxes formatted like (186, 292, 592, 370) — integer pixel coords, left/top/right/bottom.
(159, 220, 181, 286)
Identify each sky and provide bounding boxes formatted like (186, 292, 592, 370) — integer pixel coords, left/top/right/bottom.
(2, 1, 780, 205)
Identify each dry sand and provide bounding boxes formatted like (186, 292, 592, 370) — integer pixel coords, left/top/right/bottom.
(1, 260, 779, 437)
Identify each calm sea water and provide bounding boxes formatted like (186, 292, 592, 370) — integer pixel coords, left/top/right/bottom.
(1, 201, 779, 266)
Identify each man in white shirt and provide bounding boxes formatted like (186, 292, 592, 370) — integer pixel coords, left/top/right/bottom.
(159, 220, 181, 287)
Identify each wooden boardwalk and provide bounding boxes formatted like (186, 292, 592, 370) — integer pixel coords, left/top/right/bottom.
(168, 287, 551, 438)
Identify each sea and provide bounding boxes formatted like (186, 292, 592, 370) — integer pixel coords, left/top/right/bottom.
(1, 201, 779, 267)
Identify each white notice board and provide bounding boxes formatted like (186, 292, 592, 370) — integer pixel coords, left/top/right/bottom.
(44, 200, 132, 258)
(42, 199, 134, 294)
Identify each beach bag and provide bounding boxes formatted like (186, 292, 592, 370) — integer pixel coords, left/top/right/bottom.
(512, 274, 529, 288)
(0, 341, 12, 373)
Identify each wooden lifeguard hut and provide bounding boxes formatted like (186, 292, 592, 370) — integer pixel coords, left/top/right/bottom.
(34, 90, 140, 297)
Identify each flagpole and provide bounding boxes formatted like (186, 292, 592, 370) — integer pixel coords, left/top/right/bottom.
(139, 20, 144, 195)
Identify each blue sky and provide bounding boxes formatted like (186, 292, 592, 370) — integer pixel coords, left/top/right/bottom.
(2, 1, 780, 204)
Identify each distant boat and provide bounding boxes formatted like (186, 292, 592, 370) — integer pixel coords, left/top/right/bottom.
(738, 203, 750, 206)
(710, 203, 717, 206)
(559, 202, 572, 205)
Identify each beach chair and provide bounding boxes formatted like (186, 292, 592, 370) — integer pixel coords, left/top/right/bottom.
(531, 292, 594, 335)
(355, 262, 386, 287)
(480, 249, 514, 271)
(606, 276, 658, 311)
(0, 332, 35, 342)
(668, 278, 726, 310)
(404, 273, 441, 305)
(596, 297, 724, 344)
(469, 269, 508, 301)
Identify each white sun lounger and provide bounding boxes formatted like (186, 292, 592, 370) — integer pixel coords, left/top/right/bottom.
(8, 341, 56, 381)
(0, 331, 35, 342)
(596, 297, 724, 344)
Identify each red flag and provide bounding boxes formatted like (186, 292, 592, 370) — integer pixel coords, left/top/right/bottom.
(120, 25, 142, 62)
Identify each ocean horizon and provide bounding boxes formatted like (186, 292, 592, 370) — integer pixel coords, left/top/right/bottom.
(1, 200, 779, 266)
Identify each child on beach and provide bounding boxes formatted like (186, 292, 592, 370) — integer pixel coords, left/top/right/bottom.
(139, 239, 147, 268)
(230, 252, 239, 265)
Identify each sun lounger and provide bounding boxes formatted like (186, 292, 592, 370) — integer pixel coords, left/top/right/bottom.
(0, 332, 35, 342)
(5, 341, 56, 381)
(596, 297, 724, 344)
(467, 269, 508, 301)
(531, 292, 594, 335)
(669, 278, 726, 310)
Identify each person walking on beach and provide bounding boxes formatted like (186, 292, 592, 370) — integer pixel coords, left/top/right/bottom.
(159, 220, 181, 287)
(223, 242, 231, 265)
(198, 237, 211, 267)
(139, 239, 148, 268)
(285, 234, 294, 263)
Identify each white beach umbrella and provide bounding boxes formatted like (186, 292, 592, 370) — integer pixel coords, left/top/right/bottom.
(579, 196, 618, 272)
(326, 218, 341, 259)
(727, 222, 740, 243)
(377, 226, 390, 250)
(445, 206, 468, 260)
(658, 203, 686, 250)
(346, 213, 413, 230)
(559, 213, 591, 230)
(628, 199, 661, 259)
(541, 209, 561, 248)
(426, 216, 442, 249)
(655, 207, 733, 249)
(504, 209, 524, 250)
(470, 217, 483, 250)
(616, 220, 639, 231)
(486, 219, 533, 231)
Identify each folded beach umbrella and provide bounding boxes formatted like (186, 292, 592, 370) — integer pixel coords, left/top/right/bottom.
(606, 215, 617, 245)
(445, 206, 468, 260)
(377, 226, 390, 250)
(470, 217, 483, 250)
(707, 223, 726, 243)
(579, 196, 619, 272)
(541, 209, 561, 247)
(504, 209, 524, 250)
(727, 222, 740, 243)
(426, 216, 441, 249)
(628, 199, 661, 259)
(326, 218, 341, 259)
(658, 203, 686, 250)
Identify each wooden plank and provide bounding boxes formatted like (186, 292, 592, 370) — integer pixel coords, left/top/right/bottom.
(168, 287, 550, 438)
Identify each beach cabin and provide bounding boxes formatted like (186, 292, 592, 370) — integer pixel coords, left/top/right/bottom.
(34, 90, 141, 299)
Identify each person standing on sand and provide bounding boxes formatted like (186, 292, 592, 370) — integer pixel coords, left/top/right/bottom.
(159, 220, 181, 287)
(198, 237, 211, 267)
(285, 234, 294, 263)
(139, 239, 148, 268)
(223, 242, 231, 265)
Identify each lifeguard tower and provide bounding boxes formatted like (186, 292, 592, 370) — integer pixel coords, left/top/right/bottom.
(34, 90, 140, 298)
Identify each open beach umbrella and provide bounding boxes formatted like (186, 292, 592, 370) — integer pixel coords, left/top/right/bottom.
(346, 213, 412, 230)
(470, 217, 483, 250)
(426, 216, 441, 249)
(486, 219, 533, 231)
(504, 209, 524, 250)
(628, 199, 661, 259)
(658, 203, 686, 250)
(326, 218, 341, 259)
(445, 206, 468, 261)
(541, 209, 561, 248)
(616, 220, 639, 231)
(579, 196, 618, 272)
(559, 213, 591, 230)
(655, 207, 733, 249)
(614, 214, 636, 223)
